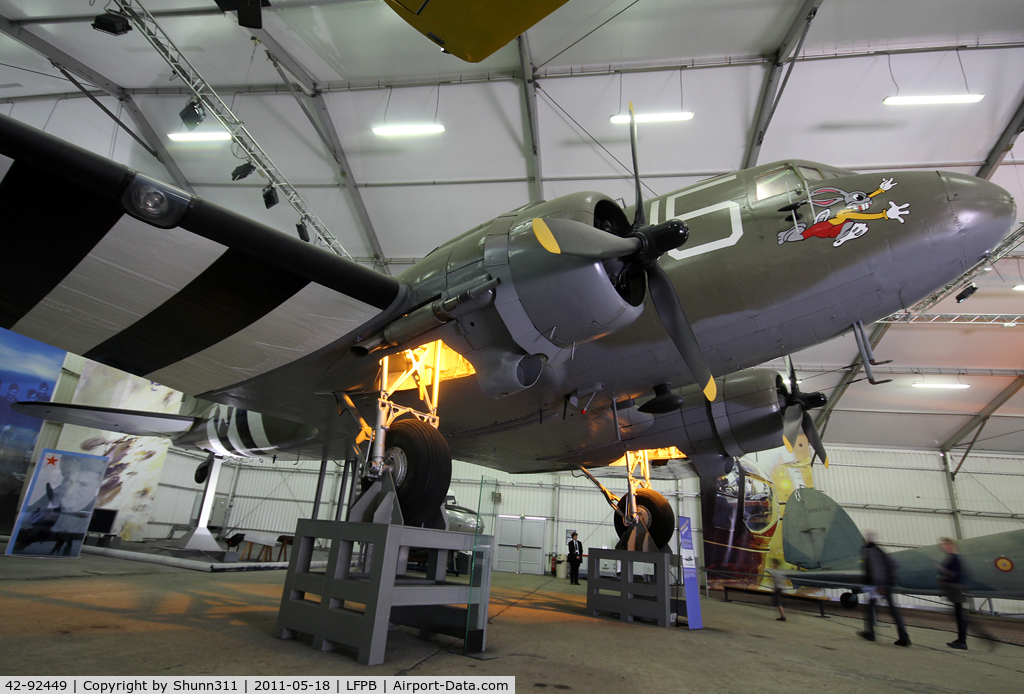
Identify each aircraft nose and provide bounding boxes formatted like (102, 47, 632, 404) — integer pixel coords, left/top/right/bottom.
(940, 172, 1017, 260)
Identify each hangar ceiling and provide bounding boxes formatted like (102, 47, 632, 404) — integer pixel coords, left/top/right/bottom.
(1, 0, 1023, 459)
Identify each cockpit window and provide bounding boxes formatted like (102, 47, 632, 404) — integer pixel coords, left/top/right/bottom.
(755, 167, 800, 201)
(798, 166, 823, 181)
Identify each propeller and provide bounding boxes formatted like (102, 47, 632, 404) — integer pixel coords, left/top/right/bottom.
(779, 356, 829, 467)
(530, 103, 717, 401)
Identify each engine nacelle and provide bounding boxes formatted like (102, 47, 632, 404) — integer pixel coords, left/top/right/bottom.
(674, 369, 785, 461)
(504, 217, 643, 348)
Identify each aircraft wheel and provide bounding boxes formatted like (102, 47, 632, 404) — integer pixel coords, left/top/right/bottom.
(840, 592, 859, 609)
(381, 418, 452, 526)
(614, 488, 676, 549)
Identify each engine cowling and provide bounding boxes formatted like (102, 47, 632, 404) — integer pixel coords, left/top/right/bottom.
(674, 369, 788, 461)
(437, 192, 645, 399)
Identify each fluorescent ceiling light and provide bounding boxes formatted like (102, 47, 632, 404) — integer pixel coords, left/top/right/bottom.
(911, 382, 970, 389)
(610, 111, 694, 124)
(168, 131, 231, 141)
(883, 94, 984, 105)
(372, 124, 445, 136)
(1013, 284, 1024, 291)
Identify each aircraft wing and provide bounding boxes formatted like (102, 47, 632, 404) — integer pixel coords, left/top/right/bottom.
(0, 114, 406, 401)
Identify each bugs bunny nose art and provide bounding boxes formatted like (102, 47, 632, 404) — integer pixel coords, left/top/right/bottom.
(778, 178, 911, 247)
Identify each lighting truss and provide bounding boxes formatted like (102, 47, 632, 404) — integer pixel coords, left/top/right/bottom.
(884, 221, 1024, 322)
(109, 0, 351, 259)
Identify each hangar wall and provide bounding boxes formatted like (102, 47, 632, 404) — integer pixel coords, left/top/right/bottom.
(144, 445, 1023, 614)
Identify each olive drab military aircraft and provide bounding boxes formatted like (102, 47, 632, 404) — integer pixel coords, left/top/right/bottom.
(781, 488, 1024, 602)
(1, 104, 1016, 548)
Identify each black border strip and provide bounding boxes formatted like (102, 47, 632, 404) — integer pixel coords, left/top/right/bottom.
(85, 249, 309, 376)
(0, 159, 125, 329)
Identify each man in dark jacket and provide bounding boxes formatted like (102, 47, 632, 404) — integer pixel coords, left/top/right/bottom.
(567, 532, 583, 585)
(859, 532, 911, 646)
(938, 538, 969, 650)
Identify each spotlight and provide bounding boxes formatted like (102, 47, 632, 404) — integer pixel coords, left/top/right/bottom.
(955, 283, 978, 303)
(214, 0, 270, 30)
(92, 13, 132, 36)
(295, 222, 310, 243)
(262, 183, 278, 209)
(231, 162, 256, 181)
(179, 100, 206, 131)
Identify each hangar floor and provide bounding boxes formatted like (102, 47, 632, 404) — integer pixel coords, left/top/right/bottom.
(0, 547, 1021, 693)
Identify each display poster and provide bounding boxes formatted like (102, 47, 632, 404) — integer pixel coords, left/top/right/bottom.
(6, 449, 110, 557)
(678, 515, 703, 629)
(0, 327, 66, 533)
(700, 434, 823, 598)
(54, 361, 182, 541)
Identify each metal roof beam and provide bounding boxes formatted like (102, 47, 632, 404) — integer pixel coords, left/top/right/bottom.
(939, 375, 1024, 452)
(254, 28, 389, 273)
(518, 34, 544, 203)
(977, 94, 1024, 180)
(742, 0, 823, 169)
(10, 1, 364, 25)
(0, 14, 193, 193)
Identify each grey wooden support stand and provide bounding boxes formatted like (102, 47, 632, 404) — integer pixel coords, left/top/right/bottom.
(586, 548, 681, 628)
(274, 479, 493, 665)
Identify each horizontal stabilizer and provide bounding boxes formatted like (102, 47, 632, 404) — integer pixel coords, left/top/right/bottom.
(13, 401, 195, 437)
(783, 487, 864, 570)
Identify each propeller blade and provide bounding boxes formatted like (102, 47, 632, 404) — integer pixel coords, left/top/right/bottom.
(628, 102, 645, 228)
(802, 410, 829, 468)
(645, 262, 716, 401)
(785, 354, 798, 395)
(532, 218, 640, 259)
(782, 403, 803, 452)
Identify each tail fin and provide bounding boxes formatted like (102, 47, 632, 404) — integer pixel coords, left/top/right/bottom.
(783, 488, 863, 569)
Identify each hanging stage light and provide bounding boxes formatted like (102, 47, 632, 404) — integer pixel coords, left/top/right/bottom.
(231, 162, 256, 181)
(296, 222, 310, 243)
(92, 13, 132, 36)
(955, 283, 978, 303)
(214, 0, 270, 30)
(179, 100, 206, 131)
(262, 183, 279, 209)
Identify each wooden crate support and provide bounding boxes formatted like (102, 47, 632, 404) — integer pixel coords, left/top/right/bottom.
(586, 548, 682, 628)
(275, 518, 492, 665)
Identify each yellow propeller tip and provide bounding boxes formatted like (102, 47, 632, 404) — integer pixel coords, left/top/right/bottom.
(532, 218, 561, 254)
(823, 457, 829, 469)
(782, 437, 794, 453)
(703, 377, 717, 401)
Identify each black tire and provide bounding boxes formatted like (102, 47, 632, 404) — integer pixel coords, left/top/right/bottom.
(840, 592, 859, 609)
(614, 488, 675, 549)
(382, 418, 452, 526)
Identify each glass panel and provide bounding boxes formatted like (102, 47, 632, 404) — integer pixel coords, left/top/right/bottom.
(798, 166, 823, 181)
(464, 475, 497, 653)
(755, 167, 800, 200)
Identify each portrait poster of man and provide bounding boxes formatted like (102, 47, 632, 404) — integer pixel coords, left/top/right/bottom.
(6, 449, 110, 558)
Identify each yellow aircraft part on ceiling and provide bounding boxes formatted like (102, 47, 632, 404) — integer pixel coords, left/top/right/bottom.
(384, 0, 569, 63)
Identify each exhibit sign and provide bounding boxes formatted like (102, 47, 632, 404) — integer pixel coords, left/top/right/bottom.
(678, 515, 703, 630)
(0, 326, 65, 532)
(54, 361, 182, 540)
(6, 448, 110, 558)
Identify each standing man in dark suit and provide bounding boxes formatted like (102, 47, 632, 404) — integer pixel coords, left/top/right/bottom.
(567, 532, 583, 585)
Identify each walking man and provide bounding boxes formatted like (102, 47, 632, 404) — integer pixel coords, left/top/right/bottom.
(859, 532, 911, 647)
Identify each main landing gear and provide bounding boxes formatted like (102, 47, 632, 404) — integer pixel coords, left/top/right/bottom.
(343, 343, 452, 527)
(581, 449, 676, 551)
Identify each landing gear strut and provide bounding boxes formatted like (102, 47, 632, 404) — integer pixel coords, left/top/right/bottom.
(342, 343, 452, 527)
(580, 449, 676, 551)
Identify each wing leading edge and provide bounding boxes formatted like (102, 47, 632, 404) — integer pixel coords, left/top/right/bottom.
(0, 114, 405, 398)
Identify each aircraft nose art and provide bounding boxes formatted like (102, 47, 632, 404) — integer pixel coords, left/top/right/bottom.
(941, 173, 1017, 260)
